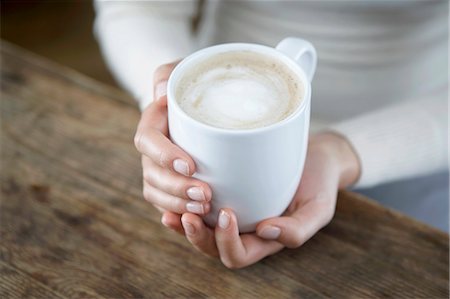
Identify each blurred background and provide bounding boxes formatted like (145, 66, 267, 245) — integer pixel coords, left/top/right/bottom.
(1, 1, 116, 86)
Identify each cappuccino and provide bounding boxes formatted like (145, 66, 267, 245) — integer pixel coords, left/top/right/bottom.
(175, 51, 303, 129)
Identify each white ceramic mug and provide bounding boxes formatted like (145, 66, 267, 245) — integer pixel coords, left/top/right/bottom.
(167, 37, 317, 233)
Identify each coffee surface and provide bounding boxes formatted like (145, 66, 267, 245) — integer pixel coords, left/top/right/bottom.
(175, 51, 303, 129)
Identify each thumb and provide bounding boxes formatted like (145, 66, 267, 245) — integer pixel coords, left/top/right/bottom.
(255, 199, 335, 248)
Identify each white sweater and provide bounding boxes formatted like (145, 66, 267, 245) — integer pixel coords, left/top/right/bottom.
(93, 0, 448, 188)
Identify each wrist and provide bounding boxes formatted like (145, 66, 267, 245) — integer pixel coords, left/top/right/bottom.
(310, 132, 361, 188)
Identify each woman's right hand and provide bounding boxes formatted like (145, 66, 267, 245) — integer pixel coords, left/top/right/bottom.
(134, 62, 212, 230)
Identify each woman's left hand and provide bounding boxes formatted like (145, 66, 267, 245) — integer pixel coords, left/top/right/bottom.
(161, 132, 360, 268)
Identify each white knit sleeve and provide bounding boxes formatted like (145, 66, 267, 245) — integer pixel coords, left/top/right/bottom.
(330, 90, 448, 188)
(93, 0, 197, 110)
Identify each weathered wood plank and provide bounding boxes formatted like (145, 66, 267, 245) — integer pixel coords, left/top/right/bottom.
(0, 262, 68, 299)
(1, 41, 448, 298)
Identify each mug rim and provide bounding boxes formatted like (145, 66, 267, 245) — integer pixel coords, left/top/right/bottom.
(167, 42, 311, 135)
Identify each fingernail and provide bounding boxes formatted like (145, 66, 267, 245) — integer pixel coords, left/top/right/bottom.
(182, 220, 195, 235)
(258, 226, 281, 240)
(173, 159, 189, 176)
(218, 210, 230, 229)
(187, 187, 205, 201)
(186, 202, 204, 214)
(155, 81, 167, 100)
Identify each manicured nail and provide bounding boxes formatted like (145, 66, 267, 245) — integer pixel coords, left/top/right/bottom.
(173, 159, 189, 176)
(218, 210, 230, 229)
(155, 81, 167, 100)
(182, 219, 195, 235)
(186, 202, 204, 214)
(187, 187, 205, 201)
(258, 226, 281, 240)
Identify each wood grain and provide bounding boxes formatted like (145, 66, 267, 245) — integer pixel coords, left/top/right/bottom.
(1, 41, 448, 298)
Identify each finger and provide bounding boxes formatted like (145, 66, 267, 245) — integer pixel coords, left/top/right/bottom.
(142, 156, 211, 202)
(153, 62, 180, 104)
(256, 199, 335, 248)
(215, 209, 283, 269)
(181, 213, 219, 258)
(143, 182, 210, 215)
(135, 101, 195, 175)
(161, 211, 184, 235)
(153, 62, 179, 89)
(135, 128, 196, 176)
(137, 95, 169, 135)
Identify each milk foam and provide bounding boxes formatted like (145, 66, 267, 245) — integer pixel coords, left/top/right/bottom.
(176, 51, 303, 129)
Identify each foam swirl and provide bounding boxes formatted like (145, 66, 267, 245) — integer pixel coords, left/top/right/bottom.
(176, 51, 303, 129)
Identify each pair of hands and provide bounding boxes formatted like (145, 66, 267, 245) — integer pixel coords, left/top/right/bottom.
(134, 62, 361, 269)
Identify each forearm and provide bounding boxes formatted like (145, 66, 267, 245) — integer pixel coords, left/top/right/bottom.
(93, 0, 196, 110)
(329, 91, 448, 188)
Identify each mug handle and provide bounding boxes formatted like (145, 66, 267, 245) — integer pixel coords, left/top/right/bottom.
(276, 37, 317, 82)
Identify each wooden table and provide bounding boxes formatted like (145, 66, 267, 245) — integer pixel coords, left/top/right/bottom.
(1, 41, 448, 299)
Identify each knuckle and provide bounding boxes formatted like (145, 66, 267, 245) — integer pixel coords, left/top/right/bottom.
(143, 168, 153, 184)
(157, 149, 170, 167)
(287, 232, 305, 249)
(144, 130, 172, 168)
(153, 166, 164, 184)
(323, 209, 334, 226)
(143, 186, 154, 203)
(220, 256, 244, 270)
(221, 257, 237, 269)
